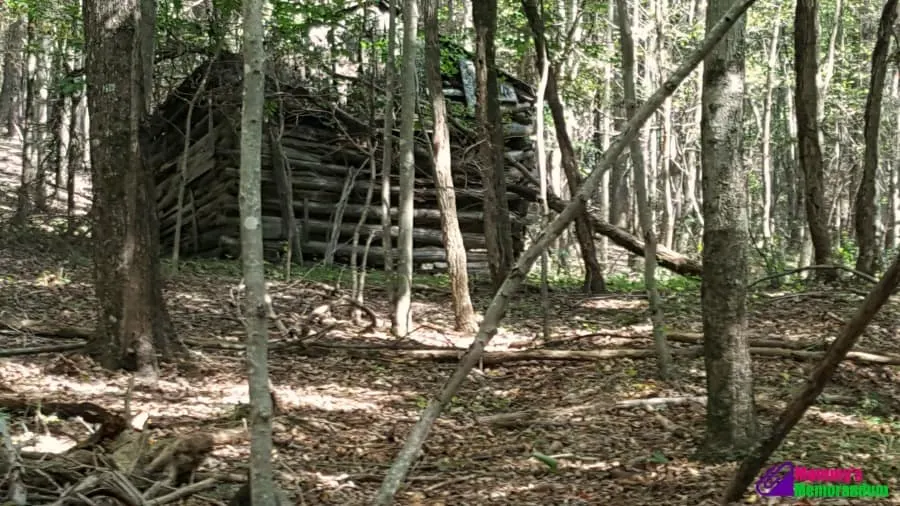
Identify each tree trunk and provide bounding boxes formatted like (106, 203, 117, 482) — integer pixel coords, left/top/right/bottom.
(854, 0, 897, 275)
(393, 0, 417, 337)
(698, 0, 757, 461)
(0, 16, 25, 138)
(760, 21, 780, 242)
(380, 0, 398, 303)
(521, 0, 606, 294)
(83, 0, 172, 376)
(615, 0, 673, 380)
(794, 0, 835, 279)
(239, 0, 277, 502)
(473, 0, 515, 291)
(424, 0, 477, 333)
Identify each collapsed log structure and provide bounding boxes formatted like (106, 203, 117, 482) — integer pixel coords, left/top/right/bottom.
(147, 49, 538, 272)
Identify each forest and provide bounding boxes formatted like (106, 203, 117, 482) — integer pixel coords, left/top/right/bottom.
(0, 0, 898, 504)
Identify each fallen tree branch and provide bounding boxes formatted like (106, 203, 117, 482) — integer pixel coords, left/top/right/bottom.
(537, 330, 824, 351)
(478, 396, 706, 426)
(748, 264, 880, 288)
(722, 247, 900, 503)
(0, 343, 86, 357)
(292, 342, 900, 366)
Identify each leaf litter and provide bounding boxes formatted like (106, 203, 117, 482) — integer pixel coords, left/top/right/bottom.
(0, 157, 898, 505)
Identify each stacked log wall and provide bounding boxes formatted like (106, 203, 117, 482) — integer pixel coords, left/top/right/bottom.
(150, 53, 538, 272)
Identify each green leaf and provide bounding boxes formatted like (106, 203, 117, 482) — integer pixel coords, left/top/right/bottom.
(531, 451, 559, 471)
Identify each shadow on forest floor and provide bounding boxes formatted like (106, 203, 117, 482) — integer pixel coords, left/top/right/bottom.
(0, 228, 898, 505)
(0, 138, 899, 505)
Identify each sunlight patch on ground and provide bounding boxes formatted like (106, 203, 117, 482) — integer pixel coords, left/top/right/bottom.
(14, 433, 77, 454)
(278, 384, 403, 412)
(581, 297, 648, 310)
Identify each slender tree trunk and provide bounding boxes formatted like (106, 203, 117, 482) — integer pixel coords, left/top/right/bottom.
(0, 16, 25, 138)
(473, 0, 515, 291)
(521, 0, 606, 294)
(238, 0, 276, 501)
(698, 0, 757, 461)
(381, 0, 398, 303)
(890, 72, 900, 250)
(854, 0, 897, 275)
(393, 0, 418, 337)
(616, 0, 672, 380)
(760, 21, 780, 242)
(795, 0, 836, 279)
(424, 0, 477, 333)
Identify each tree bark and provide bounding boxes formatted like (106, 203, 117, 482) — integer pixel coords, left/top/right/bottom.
(853, 0, 897, 275)
(616, 0, 673, 380)
(698, 0, 757, 460)
(521, 0, 606, 294)
(380, 0, 398, 303)
(83, 0, 173, 377)
(374, 1, 757, 501)
(238, 0, 277, 502)
(0, 16, 25, 138)
(760, 21, 780, 242)
(393, 0, 417, 337)
(794, 0, 835, 279)
(424, 0, 477, 333)
(473, 0, 515, 291)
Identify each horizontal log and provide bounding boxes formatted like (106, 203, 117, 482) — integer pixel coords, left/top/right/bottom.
(216, 236, 490, 269)
(257, 216, 487, 249)
(252, 199, 526, 225)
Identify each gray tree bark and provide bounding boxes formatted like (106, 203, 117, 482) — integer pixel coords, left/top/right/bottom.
(83, 0, 173, 376)
(424, 0, 477, 333)
(473, 0, 515, 291)
(698, 0, 758, 460)
(795, 0, 836, 279)
(0, 16, 25, 138)
(853, 0, 897, 275)
(393, 0, 418, 337)
(616, 0, 673, 380)
(239, 0, 277, 502)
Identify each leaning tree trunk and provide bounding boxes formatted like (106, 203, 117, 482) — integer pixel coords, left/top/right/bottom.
(473, 0, 515, 291)
(83, 0, 172, 377)
(521, 0, 606, 294)
(853, 0, 897, 275)
(795, 0, 835, 280)
(393, 0, 418, 337)
(238, 0, 277, 502)
(698, 0, 758, 461)
(424, 0, 477, 333)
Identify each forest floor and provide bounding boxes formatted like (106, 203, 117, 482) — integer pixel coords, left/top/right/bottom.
(1, 140, 900, 505)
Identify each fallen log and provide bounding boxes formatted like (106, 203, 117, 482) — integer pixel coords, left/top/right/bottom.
(507, 183, 703, 277)
(295, 343, 900, 366)
(538, 330, 825, 351)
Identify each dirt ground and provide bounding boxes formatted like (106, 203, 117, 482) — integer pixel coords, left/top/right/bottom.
(1, 138, 899, 505)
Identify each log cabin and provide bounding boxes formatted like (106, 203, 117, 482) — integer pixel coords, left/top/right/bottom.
(146, 44, 538, 272)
